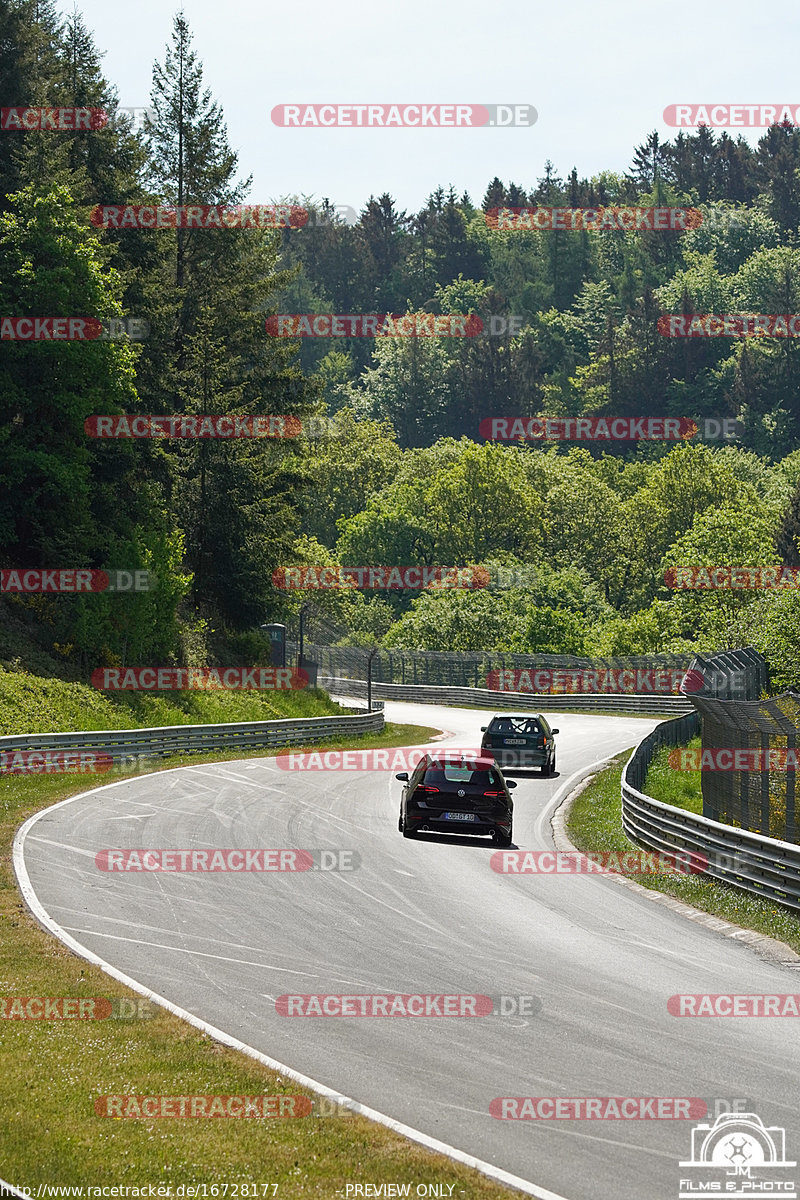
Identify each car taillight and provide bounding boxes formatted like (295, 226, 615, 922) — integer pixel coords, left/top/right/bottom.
(417, 785, 440, 795)
(483, 791, 503, 798)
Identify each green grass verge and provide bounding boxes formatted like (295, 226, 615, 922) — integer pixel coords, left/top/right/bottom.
(643, 735, 703, 815)
(0, 666, 341, 736)
(566, 750, 800, 955)
(0, 717, 518, 1196)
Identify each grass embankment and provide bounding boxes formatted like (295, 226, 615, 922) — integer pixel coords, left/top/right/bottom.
(643, 735, 703, 815)
(0, 664, 339, 735)
(566, 748, 800, 955)
(0, 669, 515, 1196)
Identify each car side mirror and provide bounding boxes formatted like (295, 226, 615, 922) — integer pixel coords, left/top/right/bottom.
(551, 728, 559, 735)
(506, 779, 517, 789)
(396, 772, 409, 782)
(480, 726, 487, 732)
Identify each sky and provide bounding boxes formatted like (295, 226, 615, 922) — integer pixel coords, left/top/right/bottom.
(58, 0, 800, 217)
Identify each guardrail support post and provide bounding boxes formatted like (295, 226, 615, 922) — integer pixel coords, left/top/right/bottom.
(367, 648, 378, 712)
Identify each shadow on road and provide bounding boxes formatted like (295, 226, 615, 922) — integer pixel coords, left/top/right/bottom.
(404, 831, 518, 849)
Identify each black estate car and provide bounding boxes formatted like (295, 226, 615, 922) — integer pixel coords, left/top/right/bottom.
(480, 714, 558, 774)
(397, 752, 516, 845)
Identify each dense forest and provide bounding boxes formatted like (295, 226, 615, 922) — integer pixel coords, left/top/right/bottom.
(3, 1, 800, 688)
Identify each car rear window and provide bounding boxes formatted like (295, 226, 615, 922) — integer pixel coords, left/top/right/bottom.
(489, 718, 541, 735)
(423, 767, 502, 787)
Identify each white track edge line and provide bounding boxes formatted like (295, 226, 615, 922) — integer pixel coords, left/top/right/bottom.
(12, 772, 571, 1200)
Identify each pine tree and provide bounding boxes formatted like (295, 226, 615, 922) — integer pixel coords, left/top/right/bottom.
(146, 14, 250, 292)
(628, 131, 671, 192)
(756, 123, 800, 232)
(533, 161, 564, 204)
(358, 193, 409, 309)
(0, 0, 66, 199)
(135, 14, 317, 628)
(482, 177, 505, 210)
(430, 192, 486, 285)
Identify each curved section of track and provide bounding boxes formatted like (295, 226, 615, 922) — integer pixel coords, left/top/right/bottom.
(15, 703, 798, 1200)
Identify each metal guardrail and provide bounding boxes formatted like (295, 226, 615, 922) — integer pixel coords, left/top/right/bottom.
(682, 646, 768, 701)
(305, 642, 695, 690)
(0, 708, 385, 766)
(322, 676, 692, 715)
(622, 712, 800, 913)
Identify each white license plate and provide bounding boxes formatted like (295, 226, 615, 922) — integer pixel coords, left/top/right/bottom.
(503, 739, 527, 745)
(443, 811, 476, 821)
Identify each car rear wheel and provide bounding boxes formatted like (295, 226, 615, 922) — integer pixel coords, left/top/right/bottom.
(401, 813, 417, 838)
(493, 826, 513, 847)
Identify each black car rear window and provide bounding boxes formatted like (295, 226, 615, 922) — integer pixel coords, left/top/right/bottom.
(423, 767, 502, 787)
(489, 718, 541, 735)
